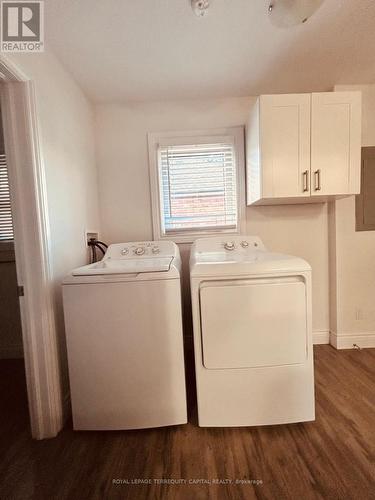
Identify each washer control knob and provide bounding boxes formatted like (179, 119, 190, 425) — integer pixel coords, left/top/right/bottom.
(121, 248, 129, 255)
(224, 241, 236, 251)
(241, 241, 249, 248)
(152, 247, 160, 254)
(134, 247, 145, 256)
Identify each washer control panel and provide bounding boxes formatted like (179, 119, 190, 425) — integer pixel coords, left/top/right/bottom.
(123, 242, 161, 257)
(105, 241, 176, 260)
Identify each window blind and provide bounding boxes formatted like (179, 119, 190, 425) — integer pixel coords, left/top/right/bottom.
(159, 142, 238, 234)
(0, 153, 14, 241)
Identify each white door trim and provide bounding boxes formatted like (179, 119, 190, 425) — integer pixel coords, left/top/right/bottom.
(0, 55, 64, 439)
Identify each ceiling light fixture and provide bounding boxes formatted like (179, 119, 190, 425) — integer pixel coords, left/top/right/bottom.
(268, 0, 324, 27)
(191, 0, 211, 17)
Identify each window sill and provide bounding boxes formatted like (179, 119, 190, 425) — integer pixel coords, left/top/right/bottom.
(158, 229, 243, 244)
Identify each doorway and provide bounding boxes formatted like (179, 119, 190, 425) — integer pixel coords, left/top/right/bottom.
(0, 109, 23, 359)
(0, 57, 65, 440)
(0, 108, 29, 436)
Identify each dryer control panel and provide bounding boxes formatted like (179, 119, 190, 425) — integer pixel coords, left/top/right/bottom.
(223, 240, 255, 251)
(193, 236, 266, 254)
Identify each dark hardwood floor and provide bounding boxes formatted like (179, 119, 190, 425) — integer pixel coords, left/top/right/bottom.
(0, 345, 374, 500)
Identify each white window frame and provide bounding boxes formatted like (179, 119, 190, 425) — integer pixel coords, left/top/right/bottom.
(148, 127, 246, 243)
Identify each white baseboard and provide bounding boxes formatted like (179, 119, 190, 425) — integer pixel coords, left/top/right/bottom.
(0, 345, 24, 359)
(313, 330, 330, 345)
(330, 331, 375, 349)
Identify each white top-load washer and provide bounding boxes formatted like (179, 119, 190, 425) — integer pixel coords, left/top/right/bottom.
(62, 241, 187, 430)
(190, 236, 315, 427)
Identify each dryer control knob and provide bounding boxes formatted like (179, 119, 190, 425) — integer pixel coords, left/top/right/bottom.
(224, 241, 236, 251)
(134, 247, 145, 256)
(121, 248, 129, 255)
(152, 247, 160, 254)
(241, 241, 249, 248)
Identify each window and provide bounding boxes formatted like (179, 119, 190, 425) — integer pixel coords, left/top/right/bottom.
(148, 127, 245, 242)
(0, 153, 14, 241)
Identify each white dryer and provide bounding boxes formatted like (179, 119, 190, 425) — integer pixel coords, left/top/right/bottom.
(62, 241, 187, 430)
(190, 236, 315, 427)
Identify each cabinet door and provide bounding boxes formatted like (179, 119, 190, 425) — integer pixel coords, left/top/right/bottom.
(260, 94, 311, 198)
(311, 92, 361, 196)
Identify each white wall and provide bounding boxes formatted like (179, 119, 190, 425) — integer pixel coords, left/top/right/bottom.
(95, 97, 253, 242)
(95, 97, 330, 334)
(7, 52, 101, 393)
(331, 85, 375, 345)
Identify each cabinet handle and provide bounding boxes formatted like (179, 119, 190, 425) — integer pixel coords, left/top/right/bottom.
(303, 170, 309, 192)
(314, 169, 321, 191)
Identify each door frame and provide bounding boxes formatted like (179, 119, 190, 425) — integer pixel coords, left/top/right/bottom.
(0, 55, 64, 439)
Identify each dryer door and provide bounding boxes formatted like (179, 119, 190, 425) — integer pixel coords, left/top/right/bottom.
(199, 276, 307, 369)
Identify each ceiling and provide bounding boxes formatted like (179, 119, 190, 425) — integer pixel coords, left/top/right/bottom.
(45, 0, 375, 103)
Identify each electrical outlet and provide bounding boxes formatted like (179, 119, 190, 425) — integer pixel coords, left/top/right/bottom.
(85, 230, 99, 247)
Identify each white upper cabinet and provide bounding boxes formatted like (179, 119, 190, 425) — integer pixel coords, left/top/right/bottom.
(246, 91, 362, 205)
(310, 92, 361, 197)
(260, 94, 311, 199)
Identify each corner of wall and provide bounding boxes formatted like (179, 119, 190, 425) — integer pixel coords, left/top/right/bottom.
(327, 200, 338, 336)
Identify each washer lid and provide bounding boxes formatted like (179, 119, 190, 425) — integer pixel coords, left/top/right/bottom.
(71, 256, 173, 276)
